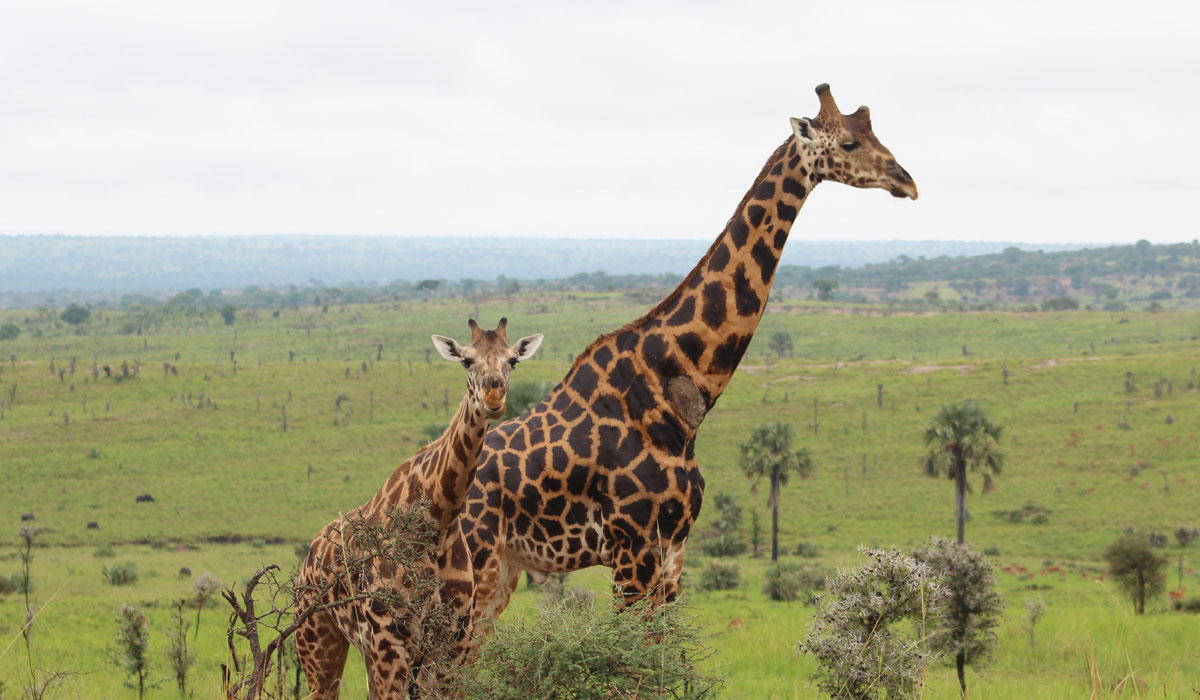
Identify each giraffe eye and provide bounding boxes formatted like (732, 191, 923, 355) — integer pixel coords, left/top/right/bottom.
(507, 358, 518, 368)
(840, 141, 860, 152)
(461, 358, 473, 369)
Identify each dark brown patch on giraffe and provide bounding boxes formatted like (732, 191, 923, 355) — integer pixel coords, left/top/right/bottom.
(729, 216, 749, 249)
(642, 333, 667, 367)
(733, 264, 761, 317)
(774, 229, 788, 250)
(788, 154, 801, 169)
(675, 332, 705, 366)
(593, 346, 613, 369)
(782, 177, 807, 199)
(754, 180, 775, 200)
(666, 296, 696, 326)
(709, 333, 752, 374)
(701, 282, 726, 329)
(750, 239, 778, 284)
(776, 200, 797, 223)
(705, 244, 731, 274)
(746, 204, 766, 229)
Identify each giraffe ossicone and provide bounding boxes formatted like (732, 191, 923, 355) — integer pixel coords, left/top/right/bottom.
(295, 318, 542, 699)
(455, 83, 918, 630)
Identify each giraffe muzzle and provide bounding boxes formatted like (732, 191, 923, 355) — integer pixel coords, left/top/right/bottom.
(887, 163, 918, 200)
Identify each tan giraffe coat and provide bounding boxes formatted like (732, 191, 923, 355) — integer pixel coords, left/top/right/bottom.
(295, 320, 542, 698)
(454, 84, 919, 624)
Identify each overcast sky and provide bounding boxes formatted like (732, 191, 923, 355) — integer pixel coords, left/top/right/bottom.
(1, 1, 1197, 244)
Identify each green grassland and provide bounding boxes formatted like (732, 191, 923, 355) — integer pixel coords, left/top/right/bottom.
(1, 295, 1199, 698)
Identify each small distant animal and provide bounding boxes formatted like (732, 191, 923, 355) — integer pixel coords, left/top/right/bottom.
(21, 513, 35, 521)
(727, 618, 744, 631)
(178, 567, 192, 578)
(86, 521, 99, 529)
(135, 494, 155, 503)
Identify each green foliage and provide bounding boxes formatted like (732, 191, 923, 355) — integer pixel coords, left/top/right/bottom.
(165, 598, 196, 696)
(740, 422, 813, 561)
(102, 561, 139, 586)
(452, 597, 721, 700)
(697, 561, 741, 592)
(1025, 597, 1047, 651)
(921, 401, 1004, 543)
(0, 574, 15, 595)
(910, 539, 1003, 674)
(220, 304, 237, 325)
(112, 603, 151, 699)
(699, 492, 747, 557)
(798, 548, 945, 700)
(1103, 534, 1168, 614)
(504, 380, 549, 420)
(93, 542, 116, 558)
(761, 562, 826, 603)
(60, 303, 91, 325)
(0, 322, 19, 340)
(793, 541, 821, 558)
(768, 331, 793, 358)
(813, 278, 839, 301)
(1041, 296, 1079, 311)
(992, 502, 1051, 525)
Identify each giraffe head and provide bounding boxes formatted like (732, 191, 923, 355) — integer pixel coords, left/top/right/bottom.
(789, 83, 918, 200)
(431, 318, 544, 420)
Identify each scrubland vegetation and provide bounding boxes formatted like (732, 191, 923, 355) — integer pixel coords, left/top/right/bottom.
(1, 282, 1199, 697)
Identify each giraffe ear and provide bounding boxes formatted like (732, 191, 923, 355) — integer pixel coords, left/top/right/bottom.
(512, 334, 544, 362)
(790, 117, 815, 145)
(431, 335, 465, 362)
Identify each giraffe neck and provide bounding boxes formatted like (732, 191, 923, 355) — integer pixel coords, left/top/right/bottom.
(419, 391, 490, 532)
(633, 135, 816, 403)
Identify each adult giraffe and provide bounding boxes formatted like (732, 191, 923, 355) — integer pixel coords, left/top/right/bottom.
(459, 84, 918, 624)
(296, 319, 542, 699)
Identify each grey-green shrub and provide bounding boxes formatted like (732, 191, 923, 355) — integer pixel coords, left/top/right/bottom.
(798, 547, 945, 700)
(452, 597, 721, 700)
(102, 562, 138, 586)
(697, 562, 741, 592)
(763, 562, 827, 603)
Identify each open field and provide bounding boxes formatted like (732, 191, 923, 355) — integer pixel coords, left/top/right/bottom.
(2, 295, 1199, 697)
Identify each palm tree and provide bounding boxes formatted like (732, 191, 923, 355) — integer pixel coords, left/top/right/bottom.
(740, 422, 814, 562)
(920, 401, 1003, 698)
(921, 401, 1004, 545)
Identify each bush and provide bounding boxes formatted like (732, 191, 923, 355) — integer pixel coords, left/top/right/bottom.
(798, 548, 945, 700)
(1041, 296, 1079, 311)
(451, 597, 721, 700)
(911, 539, 1004, 682)
(102, 561, 139, 586)
(697, 562, 741, 592)
(0, 322, 20, 340)
(94, 543, 116, 558)
(762, 562, 827, 603)
(794, 541, 821, 558)
(119, 321, 138, 335)
(0, 574, 15, 595)
(1104, 534, 1168, 614)
(993, 502, 1050, 524)
(1172, 597, 1200, 614)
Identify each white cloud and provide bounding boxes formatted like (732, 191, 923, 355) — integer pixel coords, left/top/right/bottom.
(0, 0, 1196, 243)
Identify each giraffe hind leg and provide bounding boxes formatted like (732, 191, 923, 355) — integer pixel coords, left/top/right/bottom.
(296, 608, 351, 700)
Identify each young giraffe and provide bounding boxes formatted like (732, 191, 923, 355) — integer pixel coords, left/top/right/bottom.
(456, 84, 918, 624)
(295, 318, 543, 699)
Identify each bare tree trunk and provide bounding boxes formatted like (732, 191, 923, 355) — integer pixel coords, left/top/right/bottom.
(770, 474, 779, 562)
(955, 451, 966, 545)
